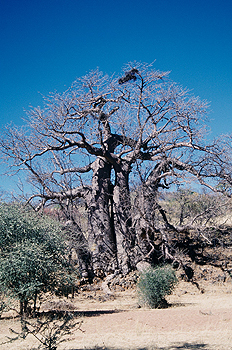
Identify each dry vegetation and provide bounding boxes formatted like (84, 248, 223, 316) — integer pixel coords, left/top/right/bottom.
(0, 263, 231, 350)
(0, 195, 231, 350)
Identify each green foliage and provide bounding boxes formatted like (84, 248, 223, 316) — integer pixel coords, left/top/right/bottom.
(0, 203, 76, 314)
(137, 265, 177, 308)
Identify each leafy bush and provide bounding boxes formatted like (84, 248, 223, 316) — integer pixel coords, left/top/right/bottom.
(137, 265, 177, 308)
(0, 203, 76, 315)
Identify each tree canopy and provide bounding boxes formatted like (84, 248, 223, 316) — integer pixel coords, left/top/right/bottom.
(0, 62, 231, 277)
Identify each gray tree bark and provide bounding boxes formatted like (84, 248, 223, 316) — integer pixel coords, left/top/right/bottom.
(113, 161, 136, 274)
(87, 158, 118, 275)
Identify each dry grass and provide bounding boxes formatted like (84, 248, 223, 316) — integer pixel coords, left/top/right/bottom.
(0, 279, 232, 350)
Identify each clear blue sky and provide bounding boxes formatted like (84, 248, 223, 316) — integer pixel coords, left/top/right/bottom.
(0, 0, 232, 192)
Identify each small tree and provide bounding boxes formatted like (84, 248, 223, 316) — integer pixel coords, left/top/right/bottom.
(137, 265, 177, 308)
(0, 203, 76, 315)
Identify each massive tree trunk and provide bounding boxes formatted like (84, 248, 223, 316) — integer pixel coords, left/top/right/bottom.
(87, 158, 118, 276)
(113, 161, 136, 274)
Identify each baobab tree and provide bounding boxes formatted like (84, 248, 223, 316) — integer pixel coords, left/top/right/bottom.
(0, 62, 229, 277)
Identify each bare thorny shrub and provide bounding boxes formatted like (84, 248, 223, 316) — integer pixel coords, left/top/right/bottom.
(1, 312, 84, 350)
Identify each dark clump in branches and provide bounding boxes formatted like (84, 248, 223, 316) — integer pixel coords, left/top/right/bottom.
(118, 68, 139, 84)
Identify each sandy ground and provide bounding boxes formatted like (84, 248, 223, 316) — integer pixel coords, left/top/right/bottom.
(0, 281, 232, 350)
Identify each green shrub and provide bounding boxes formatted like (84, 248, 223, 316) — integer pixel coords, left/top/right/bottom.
(0, 203, 77, 315)
(137, 265, 177, 308)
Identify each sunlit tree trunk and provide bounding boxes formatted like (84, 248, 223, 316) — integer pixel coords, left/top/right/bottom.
(88, 158, 118, 276)
(113, 162, 136, 274)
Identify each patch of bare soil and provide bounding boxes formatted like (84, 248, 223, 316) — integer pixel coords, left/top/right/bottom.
(0, 277, 232, 350)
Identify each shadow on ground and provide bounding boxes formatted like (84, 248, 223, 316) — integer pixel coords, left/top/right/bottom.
(72, 342, 208, 350)
(0, 309, 122, 321)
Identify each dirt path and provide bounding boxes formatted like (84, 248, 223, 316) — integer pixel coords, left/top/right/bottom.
(0, 281, 232, 350)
